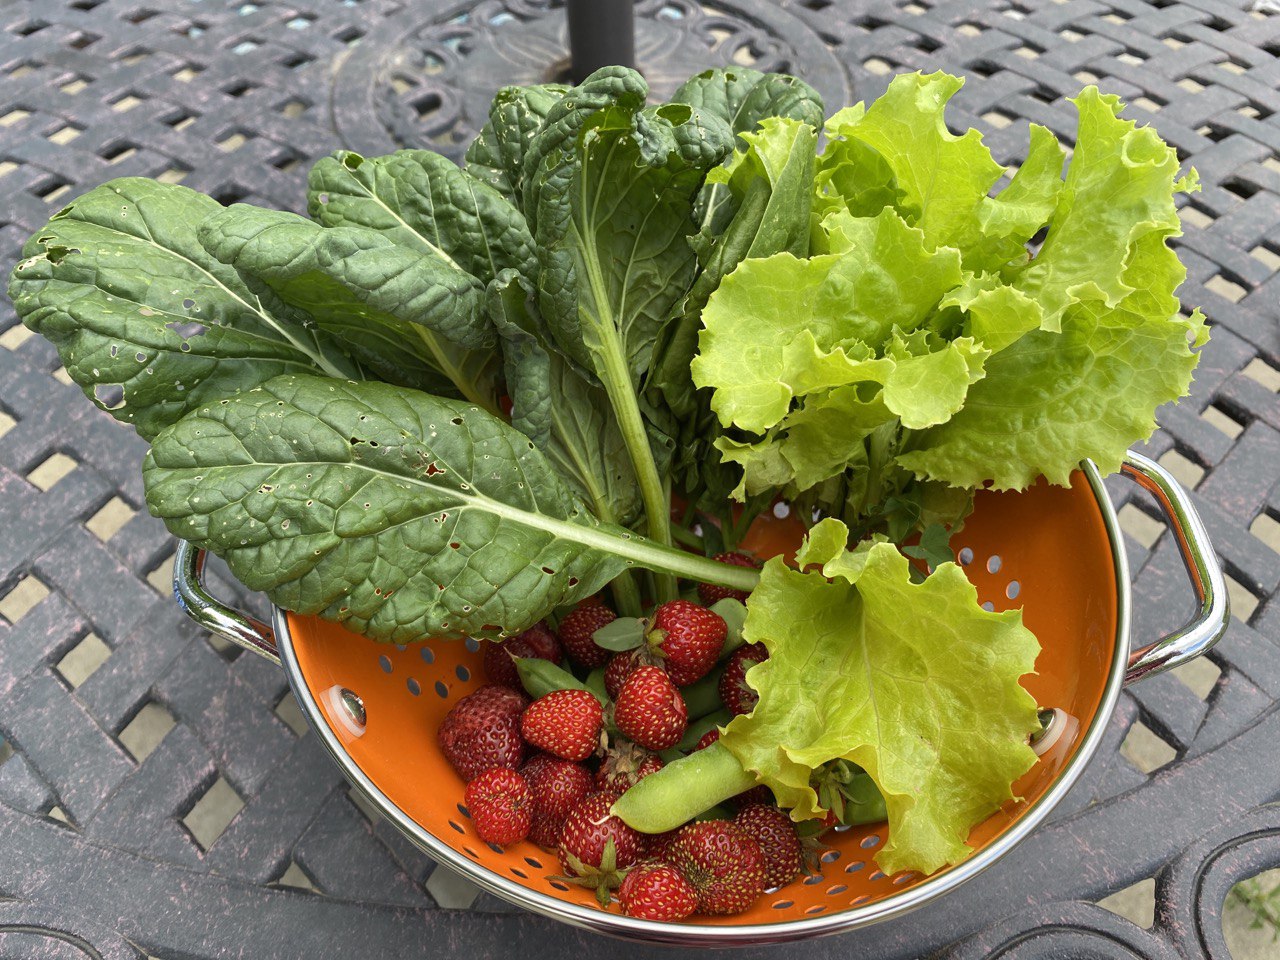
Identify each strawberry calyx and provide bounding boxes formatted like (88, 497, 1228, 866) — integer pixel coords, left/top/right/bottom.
(553, 839, 631, 908)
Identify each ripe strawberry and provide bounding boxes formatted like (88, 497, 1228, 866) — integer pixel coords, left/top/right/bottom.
(734, 804, 802, 889)
(649, 600, 726, 687)
(464, 768, 533, 846)
(693, 727, 721, 752)
(522, 753, 594, 847)
(604, 650, 642, 699)
(438, 686, 527, 782)
(558, 603, 616, 669)
(666, 820, 766, 915)
(482, 621, 562, 690)
(644, 829, 682, 864)
(521, 689, 602, 762)
(557, 792, 643, 906)
(595, 740, 664, 793)
(614, 666, 687, 751)
(719, 643, 768, 716)
(618, 861, 698, 921)
(696, 551, 760, 604)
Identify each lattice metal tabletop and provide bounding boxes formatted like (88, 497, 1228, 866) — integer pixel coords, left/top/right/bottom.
(0, 0, 1277, 957)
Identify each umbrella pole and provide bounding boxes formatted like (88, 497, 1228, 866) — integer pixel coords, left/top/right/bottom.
(566, 0, 635, 81)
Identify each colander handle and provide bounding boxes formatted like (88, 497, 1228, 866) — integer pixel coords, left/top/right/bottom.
(1119, 451, 1230, 685)
(173, 540, 281, 666)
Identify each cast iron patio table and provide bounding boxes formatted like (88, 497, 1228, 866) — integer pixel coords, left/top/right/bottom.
(0, 1, 1278, 957)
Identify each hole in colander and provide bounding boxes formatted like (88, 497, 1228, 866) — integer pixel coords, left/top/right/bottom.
(832, 823, 852, 833)
(958, 546, 974, 565)
(379, 655, 392, 674)
(395, 644, 407, 652)
(987, 554, 1002, 573)
(860, 835, 880, 849)
(982, 601, 995, 612)
(773, 502, 791, 519)
(525, 856, 543, 869)
(464, 847, 480, 859)
(465, 637, 480, 653)
(851, 895, 871, 906)
(456, 803, 470, 818)
(511, 867, 528, 879)
(448, 820, 465, 834)
(487, 842, 504, 854)
(820, 850, 841, 863)
(893, 872, 916, 885)
(805, 905, 826, 915)
(455, 664, 471, 682)
(1006, 580, 1021, 599)
(826, 884, 848, 895)
(870, 870, 886, 881)
(549, 880, 569, 891)
(435, 681, 449, 699)
(803, 874, 824, 885)
(845, 860, 866, 873)
(420, 646, 435, 664)
(407, 678, 421, 696)
(772, 900, 794, 909)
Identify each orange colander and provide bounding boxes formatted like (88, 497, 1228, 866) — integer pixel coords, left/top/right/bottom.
(173, 451, 1227, 946)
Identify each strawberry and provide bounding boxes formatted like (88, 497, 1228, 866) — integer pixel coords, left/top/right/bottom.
(604, 650, 642, 699)
(648, 600, 725, 687)
(557, 792, 642, 906)
(617, 861, 698, 921)
(614, 666, 687, 751)
(522, 753, 595, 847)
(734, 804, 802, 889)
(464, 768, 533, 846)
(558, 603, 616, 669)
(719, 643, 768, 716)
(482, 621, 562, 690)
(595, 740, 664, 793)
(438, 686, 528, 782)
(696, 551, 760, 604)
(665, 820, 766, 915)
(521, 689, 602, 762)
(644, 829, 682, 864)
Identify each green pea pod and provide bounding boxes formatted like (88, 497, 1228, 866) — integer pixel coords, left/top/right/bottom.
(694, 804, 734, 822)
(677, 708, 731, 752)
(584, 666, 608, 703)
(514, 657, 602, 704)
(709, 598, 747, 659)
(611, 742, 756, 833)
(682, 670, 724, 719)
(841, 771, 888, 825)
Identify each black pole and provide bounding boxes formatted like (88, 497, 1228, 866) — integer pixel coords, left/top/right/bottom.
(566, 0, 635, 82)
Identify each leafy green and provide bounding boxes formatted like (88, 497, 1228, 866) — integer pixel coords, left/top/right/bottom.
(721, 530, 1041, 875)
(8, 178, 362, 441)
(308, 149, 537, 288)
(465, 83, 569, 202)
(198, 204, 501, 408)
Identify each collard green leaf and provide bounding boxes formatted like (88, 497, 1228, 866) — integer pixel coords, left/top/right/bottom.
(7, 178, 361, 441)
(198, 204, 502, 409)
(142, 374, 627, 643)
(721, 535, 1041, 875)
(307, 149, 538, 288)
(465, 83, 569, 202)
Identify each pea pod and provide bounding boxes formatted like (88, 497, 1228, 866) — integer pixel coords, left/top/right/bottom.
(515, 657, 604, 705)
(840, 770, 888, 825)
(584, 666, 608, 703)
(681, 670, 724, 719)
(610, 742, 756, 833)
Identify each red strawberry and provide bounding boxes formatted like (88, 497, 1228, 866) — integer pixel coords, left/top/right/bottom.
(693, 727, 721, 752)
(605, 650, 642, 699)
(595, 740, 664, 793)
(649, 600, 726, 687)
(464, 768, 533, 846)
(438, 686, 527, 782)
(697, 551, 760, 604)
(558, 603, 616, 669)
(557, 792, 643, 906)
(522, 753, 595, 847)
(666, 820, 766, 915)
(482, 622, 562, 690)
(734, 804, 802, 889)
(644, 829, 682, 864)
(618, 861, 698, 921)
(521, 689, 602, 762)
(614, 666, 687, 751)
(719, 643, 768, 716)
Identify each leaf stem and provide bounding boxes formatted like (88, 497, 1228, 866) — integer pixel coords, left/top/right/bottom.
(669, 523, 705, 551)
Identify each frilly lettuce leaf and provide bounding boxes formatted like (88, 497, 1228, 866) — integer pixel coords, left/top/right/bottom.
(720, 529, 1041, 875)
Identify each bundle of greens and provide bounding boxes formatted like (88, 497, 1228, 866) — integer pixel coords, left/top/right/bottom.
(8, 67, 1203, 876)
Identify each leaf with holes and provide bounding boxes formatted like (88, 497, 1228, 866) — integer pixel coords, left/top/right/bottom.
(197, 203, 503, 412)
(142, 374, 760, 643)
(465, 83, 569, 203)
(7, 178, 363, 441)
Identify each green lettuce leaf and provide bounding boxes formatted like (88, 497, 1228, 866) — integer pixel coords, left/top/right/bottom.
(720, 532, 1041, 875)
(8, 178, 363, 440)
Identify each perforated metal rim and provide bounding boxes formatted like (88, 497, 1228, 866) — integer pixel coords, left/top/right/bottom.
(274, 460, 1131, 945)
